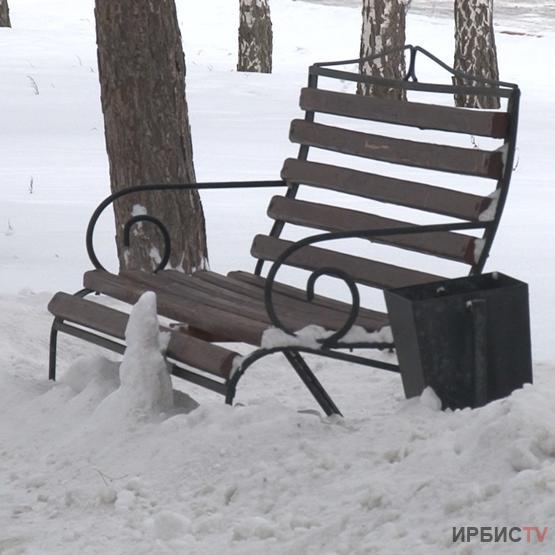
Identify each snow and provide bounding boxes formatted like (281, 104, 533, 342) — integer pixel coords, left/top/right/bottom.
(261, 324, 394, 349)
(1, 0, 555, 553)
(479, 189, 501, 222)
(473, 237, 486, 263)
(95, 291, 174, 420)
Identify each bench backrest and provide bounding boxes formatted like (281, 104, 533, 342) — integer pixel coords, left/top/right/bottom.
(252, 46, 520, 294)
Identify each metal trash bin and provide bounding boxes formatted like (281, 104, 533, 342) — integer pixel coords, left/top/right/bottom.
(384, 272, 533, 410)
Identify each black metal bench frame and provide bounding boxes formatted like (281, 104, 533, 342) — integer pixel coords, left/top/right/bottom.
(48, 45, 520, 416)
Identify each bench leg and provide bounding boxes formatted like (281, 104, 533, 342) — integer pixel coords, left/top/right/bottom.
(283, 350, 342, 417)
(225, 347, 342, 416)
(48, 288, 93, 382)
(49, 319, 60, 381)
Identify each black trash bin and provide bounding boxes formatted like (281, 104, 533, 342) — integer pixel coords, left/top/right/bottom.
(384, 272, 533, 410)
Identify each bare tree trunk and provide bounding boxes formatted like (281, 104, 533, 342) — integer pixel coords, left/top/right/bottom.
(358, 0, 407, 99)
(454, 0, 500, 109)
(237, 0, 273, 73)
(95, 0, 207, 273)
(0, 0, 11, 27)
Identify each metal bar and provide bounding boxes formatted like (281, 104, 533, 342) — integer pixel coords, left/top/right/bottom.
(87, 180, 286, 272)
(332, 341, 392, 351)
(473, 87, 521, 274)
(316, 349, 400, 372)
(49, 319, 60, 381)
(48, 289, 93, 381)
(469, 298, 488, 407)
(311, 44, 518, 90)
(283, 350, 342, 416)
(310, 66, 513, 99)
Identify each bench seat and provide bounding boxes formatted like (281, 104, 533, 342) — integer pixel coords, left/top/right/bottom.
(81, 269, 391, 345)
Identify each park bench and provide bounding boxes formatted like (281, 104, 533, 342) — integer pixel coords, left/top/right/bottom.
(47, 46, 520, 415)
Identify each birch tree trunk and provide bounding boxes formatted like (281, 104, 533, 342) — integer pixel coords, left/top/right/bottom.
(237, 0, 273, 73)
(0, 0, 11, 27)
(454, 0, 500, 109)
(358, 0, 407, 99)
(95, 0, 207, 273)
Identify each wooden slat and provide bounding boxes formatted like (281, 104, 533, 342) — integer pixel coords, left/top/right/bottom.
(281, 158, 491, 221)
(83, 270, 266, 345)
(115, 269, 384, 339)
(85, 268, 385, 341)
(267, 196, 476, 264)
(224, 270, 389, 329)
(300, 87, 509, 138)
(48, 292, 238, 377)
(289, 119, 504, 179)
(120, 270, 273, 326)
(181, 270, 387, 331)
(169, 270, 351, 328)
(251, 235, 443, 290)
(48, 292, 128, 340)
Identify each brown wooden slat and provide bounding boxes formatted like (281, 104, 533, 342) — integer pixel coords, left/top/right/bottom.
(289, 119, 504, 179)
(267, 196, 476, 264)
(251, 235, 443, 290)
(83, 270, 266, 345)
(223, 270, 389, 329)
(87, 268, 384, 341)
(169, 270, 345, 326)
(48, 292, 128, 340)
(281, 158, 491, 221)
(123, 269, 342, 334)
(120, 269, 382, 338)
(300, 87, 509, 138)
(48, 292, 238, 377)
(166, 330, 237, 378)
(120, 270, 272, 326)
(180, 270, 386, 331)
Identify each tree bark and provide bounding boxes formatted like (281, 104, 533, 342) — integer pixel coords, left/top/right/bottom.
(358, 0, 407, 100)
(0, 0, 11, 27)
(95, 0, 207, 273)
(237, 0, 273, 73)
(454, 0, 500, 109)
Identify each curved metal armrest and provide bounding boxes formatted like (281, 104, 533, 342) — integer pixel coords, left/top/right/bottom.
(86, 180, 286, 272)
(263, 220, 491, 348)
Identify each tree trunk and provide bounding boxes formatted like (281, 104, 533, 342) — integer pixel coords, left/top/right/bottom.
(95, 0, 207, 273)
(0, 0, 11, 27)
(454, 0, 500, 109)
(237, 0, 273, 73)
(358, 0, 407, 100)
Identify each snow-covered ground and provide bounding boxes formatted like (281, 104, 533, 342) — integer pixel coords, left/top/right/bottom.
(1, 0, 555, 553)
